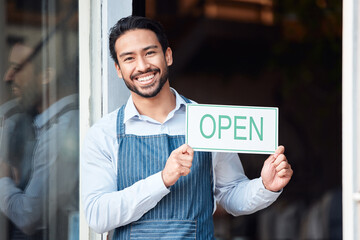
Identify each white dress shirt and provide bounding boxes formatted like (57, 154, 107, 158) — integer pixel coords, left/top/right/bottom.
(0, 94, 79, 235)
(0, 99, 21, 161)
(81, 89, 281, 234)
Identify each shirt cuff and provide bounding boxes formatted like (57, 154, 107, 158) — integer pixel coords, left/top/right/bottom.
(256, 177, 282, 198)
(0, 177, 16, 192)
(0, 177, 17, 210)
(144, 172, 170, 201)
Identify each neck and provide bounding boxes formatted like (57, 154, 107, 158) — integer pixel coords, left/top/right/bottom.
(131, 81, 176, 123)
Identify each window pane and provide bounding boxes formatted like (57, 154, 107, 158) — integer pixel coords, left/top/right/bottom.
(0, 1, 79, 239)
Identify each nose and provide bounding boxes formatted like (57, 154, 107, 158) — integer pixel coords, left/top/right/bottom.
(3, 67, 15, 83)
(136, 56, 150, 72)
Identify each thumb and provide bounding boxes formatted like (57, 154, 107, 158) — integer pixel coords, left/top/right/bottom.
(178, 144, 194, 155)
(274, 145, 285, 158)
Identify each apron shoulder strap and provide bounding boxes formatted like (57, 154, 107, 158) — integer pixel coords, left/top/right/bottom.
(0, 104, 21, 128)
(3, 104, 21, 120)
(116, 105, 126, 144)
(116, 94, 191, 143)
(40, 102, 78, 132)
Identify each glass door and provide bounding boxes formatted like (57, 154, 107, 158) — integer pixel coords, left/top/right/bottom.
(0, 1, 79, 239)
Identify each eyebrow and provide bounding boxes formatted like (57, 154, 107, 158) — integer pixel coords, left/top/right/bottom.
(119, 45, 159, 58)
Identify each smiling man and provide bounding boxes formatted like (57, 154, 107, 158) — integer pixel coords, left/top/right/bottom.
(81, 16, 293, 240)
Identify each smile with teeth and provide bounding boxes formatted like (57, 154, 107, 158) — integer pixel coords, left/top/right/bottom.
(138, 74, 154, 82)
(136, 73, 156, 85)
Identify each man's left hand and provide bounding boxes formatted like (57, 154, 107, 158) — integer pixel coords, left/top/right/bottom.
(261, 146, 293, 192)
(0, 161, 12, 179)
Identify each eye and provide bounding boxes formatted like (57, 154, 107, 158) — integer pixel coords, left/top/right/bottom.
(146, 51, 156, 56)
(13, 66, 21, 71)
(9, 63, 21, 71)
(10, 65, 22, 73)
(123, 56, 134, 62)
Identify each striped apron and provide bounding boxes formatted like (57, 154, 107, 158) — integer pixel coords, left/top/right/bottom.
(113, 97, 214, 240)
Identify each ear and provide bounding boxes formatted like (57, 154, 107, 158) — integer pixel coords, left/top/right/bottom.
(40, 67, 56, 85)
(165, 47, 173, 67)
(114, 62, 123, 79)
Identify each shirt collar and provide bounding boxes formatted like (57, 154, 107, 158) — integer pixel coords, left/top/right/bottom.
(0, 99, 19, 115)
(124, 88, 187, 124)
(34, 94, 78, 129)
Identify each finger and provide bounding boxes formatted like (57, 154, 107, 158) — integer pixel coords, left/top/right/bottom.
(179, 144, 194, 156)
(170, 145, 191, 159)
(180, 167, 191, 176)
(264, 153, 276, 164)
(266, 146, 284, 163)
(277, 168, 293, 178)
(273, 154, 287, 166)
(177, 144, 189, 153)
(178, 152, 193, 162)
(274, 145, 285, 158)
(275, 161, 290, 172)
(179, 158, 193, 168)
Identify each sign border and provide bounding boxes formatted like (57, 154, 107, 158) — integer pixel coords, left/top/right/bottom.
(186, 103, 278, 154)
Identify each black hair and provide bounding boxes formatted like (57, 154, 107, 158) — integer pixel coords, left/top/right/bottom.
(109, 15, 169, 66)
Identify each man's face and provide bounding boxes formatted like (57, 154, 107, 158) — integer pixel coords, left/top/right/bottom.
(114, 29, 173, 98)
(3, 44, 41, 112)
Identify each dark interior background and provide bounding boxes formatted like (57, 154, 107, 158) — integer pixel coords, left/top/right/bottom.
(140, 0, 342, 239)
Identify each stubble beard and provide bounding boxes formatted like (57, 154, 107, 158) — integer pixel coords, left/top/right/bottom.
(124, 67, 169, 99)
(17, 82, 42, 116)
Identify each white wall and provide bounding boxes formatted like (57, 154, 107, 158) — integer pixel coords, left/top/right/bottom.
(342, 0, 360, 239)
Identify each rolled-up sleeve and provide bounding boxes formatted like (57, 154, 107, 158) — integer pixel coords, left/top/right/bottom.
(80, 117, 170, 233)
(213, 152, 281, 216)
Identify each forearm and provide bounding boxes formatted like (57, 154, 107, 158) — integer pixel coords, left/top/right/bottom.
(213, 152, 282, 216)
(0, 177, 42, 235)
(216, 177, 281, 216)
(82, 171, 169, 233)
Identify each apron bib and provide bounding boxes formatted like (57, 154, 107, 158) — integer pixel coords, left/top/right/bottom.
(113, 97, 214, 240)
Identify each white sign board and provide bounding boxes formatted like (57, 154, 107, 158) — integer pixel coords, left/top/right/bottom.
(186, 104, 278, 154)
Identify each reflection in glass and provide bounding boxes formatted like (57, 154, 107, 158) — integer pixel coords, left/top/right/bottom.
(0, 1, 79, 239)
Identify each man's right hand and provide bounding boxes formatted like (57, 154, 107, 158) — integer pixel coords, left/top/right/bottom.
(161, 144, 194, 188)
